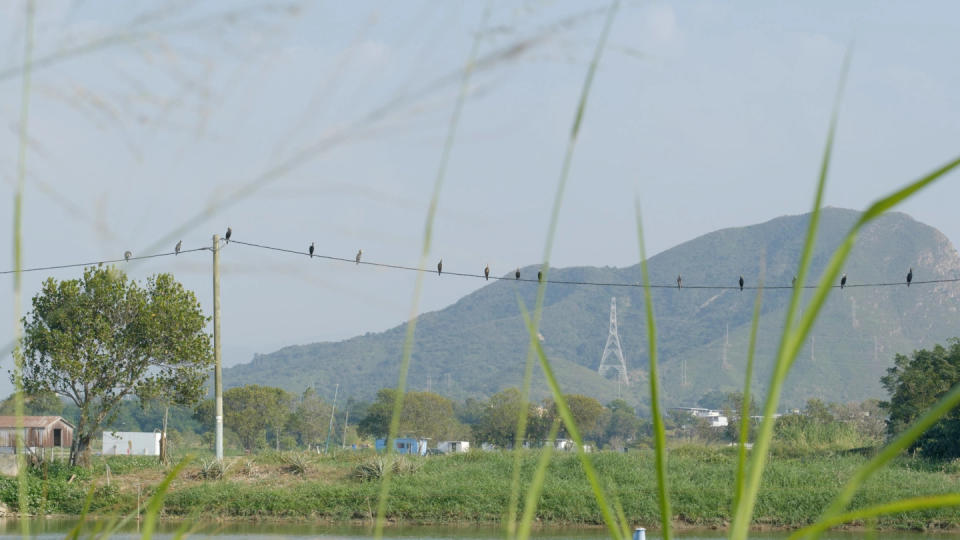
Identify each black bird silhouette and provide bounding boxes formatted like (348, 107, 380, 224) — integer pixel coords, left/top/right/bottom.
(840, 274, 847, 289)
(538, 271, 543, 282)
(309, 242, 315, 258)
(356, 249, 362, 265)
(792, 276, 797, 288)
(677, 274, 682, 289)
(124, 251, 132, 261)
(175, 240, 182, 255)
(225, 227, 232, 243)
(907, 267, 913, 287)
(437, 259, 443, 275)
(515, 268, 520, 280)
(484, 265, 490, 280)
(739, 275, 744, 291)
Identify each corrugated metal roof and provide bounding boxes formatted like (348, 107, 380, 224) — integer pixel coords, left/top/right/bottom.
(0, 416, 75, 429)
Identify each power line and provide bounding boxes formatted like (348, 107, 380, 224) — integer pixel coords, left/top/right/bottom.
(3, 236, 960, 292)
(229, 239, 960, 291)
(0, 246, 210, 275)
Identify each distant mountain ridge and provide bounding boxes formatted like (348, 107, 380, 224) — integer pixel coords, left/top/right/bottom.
(224, 208, 960, 410)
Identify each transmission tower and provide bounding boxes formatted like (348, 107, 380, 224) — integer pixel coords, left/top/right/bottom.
(598, 297, 629, 386)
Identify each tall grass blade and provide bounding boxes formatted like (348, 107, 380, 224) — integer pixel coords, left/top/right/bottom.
(141, 456, 192, 540)
(730, 50, 848, 540)
(733, 283, 763, 513)
(731, 153, 960, 538)
(633, 203, 671, 540)
(12, 3, 36, 539)
(373, 5, 490, 538)
(506, 2, 619, 536)
(516, 418, 561, 540)
(815, 379, 960, 526)
(518, 302, 626, 540)
(789, 494, 960, 540)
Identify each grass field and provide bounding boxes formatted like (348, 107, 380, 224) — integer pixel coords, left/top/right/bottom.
(3, 447, 959, 532)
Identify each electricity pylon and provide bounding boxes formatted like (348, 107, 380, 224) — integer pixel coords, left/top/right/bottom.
(598, 297, 629, 386)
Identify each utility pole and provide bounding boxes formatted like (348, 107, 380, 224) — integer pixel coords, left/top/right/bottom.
(342, 409, 350, 449)
(213, 234, 223, 462)
(324, 383, 339, 453)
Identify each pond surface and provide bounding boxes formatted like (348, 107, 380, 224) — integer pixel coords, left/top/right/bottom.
(0, 520, 952, 539)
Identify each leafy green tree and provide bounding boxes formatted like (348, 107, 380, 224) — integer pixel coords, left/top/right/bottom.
(286, 388, 332, 448)
(551, 394, 605, 439)
(881, 340, 960, 458)
(357, 389, 466, 442)
(0, 390, 64, 417)
(603, 399, 643, 449)
(472, 388, 545, 448)
(19, 267, 212, 466)
(225, 385, 292, 451)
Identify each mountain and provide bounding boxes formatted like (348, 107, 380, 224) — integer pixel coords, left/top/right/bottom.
(224, 208, 960, 410)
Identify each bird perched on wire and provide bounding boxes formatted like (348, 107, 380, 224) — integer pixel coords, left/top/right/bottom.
(225, 227, 232, 243)
(792, 276, 797, 288)
(309, 242, 315, 258)
(677, 274, 682, 289)
(124, 251, 132, 261)
(538, 271, 543, 283)
(515, 268, 520, 280)
(907, 267, 913, 287)
(356, 249, 362, 265)
(175, 240, 182, 255)
(437, 259, 443, 275)
(484, 264, 490, 280)
(840, 274, 847, 289)
(739, 275, 744, 291)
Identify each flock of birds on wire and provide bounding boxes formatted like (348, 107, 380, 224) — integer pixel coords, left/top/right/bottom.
(115, 226, 920, 290)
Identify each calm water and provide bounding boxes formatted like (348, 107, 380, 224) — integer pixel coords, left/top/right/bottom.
(0, 520, 955, 540)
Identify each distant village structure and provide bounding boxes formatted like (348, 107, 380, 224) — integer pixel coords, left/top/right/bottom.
(102, 431, 162, 456)
(670, 407, 729, 428)
(0, 415, 74, 453)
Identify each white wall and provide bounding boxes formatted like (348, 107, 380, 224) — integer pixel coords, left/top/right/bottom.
(101, 431, 161, 456)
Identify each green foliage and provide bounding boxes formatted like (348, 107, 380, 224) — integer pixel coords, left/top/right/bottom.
(19, 267, 212, 465)
(195, 385, 292, 451)
(881, 339, 960, 458)
(471, 388, 545, 448)
(774, 399, 879, 452)
(285, 388, 332, 448)
(358, 389, 467, 442)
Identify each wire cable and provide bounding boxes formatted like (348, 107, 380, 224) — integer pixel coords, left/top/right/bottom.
(0, 246, 210, 275)
(228, 239, 960, 291)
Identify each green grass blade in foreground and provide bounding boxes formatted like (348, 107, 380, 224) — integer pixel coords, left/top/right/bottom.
(373, 6, 489, 539)
(733, 283, 763, 513)
(516, 418, 561, 540)
(815, 380, 960, 526)
(633, 203, 672, 540)
(518, 301, 626, 540)
(141, 456, 192, 540)
(731, 154, 960, 540)
(506, 2, 619, 536)
(788, 494, 960, 540)
(12, 4, 36, 539)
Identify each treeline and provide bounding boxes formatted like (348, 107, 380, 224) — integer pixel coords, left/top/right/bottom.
(7, 336, 960, 459)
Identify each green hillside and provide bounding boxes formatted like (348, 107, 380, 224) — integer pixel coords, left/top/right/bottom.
(224, 208, 960, 410)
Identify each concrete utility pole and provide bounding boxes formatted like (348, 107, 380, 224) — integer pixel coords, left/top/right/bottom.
(213, 234, 223, 461)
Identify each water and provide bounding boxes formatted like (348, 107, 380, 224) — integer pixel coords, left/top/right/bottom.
(0, 520, 951, 540)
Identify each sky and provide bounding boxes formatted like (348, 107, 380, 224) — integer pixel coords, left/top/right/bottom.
(1, 1, 959, 398)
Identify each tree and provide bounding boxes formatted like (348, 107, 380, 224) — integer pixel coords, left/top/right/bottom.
(357, 389, 466, 442)
(226, 385, 292, 451)
(472, 388, 545, 448)
(19, 267, 212, 466)
(286, 388, 332, 448)
(880, 340, 960, 458)
(0, 391, 64, 417)
(552, 394, 605, 439)
(603, 399, 643, 449)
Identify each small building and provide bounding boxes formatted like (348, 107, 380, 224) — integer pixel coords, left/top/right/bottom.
(554, 439, 592, 452)
(0, 416, 74, 453)
(375, 437, 428, 456)
(102, 431, 161, 456)
(670, 407, 729, 428)
(437, 440, 469, 454)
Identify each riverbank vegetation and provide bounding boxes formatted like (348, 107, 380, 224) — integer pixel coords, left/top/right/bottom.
(2, 447, 960, 532)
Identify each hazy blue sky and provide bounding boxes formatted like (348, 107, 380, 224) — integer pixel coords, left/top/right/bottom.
(2, 1, 959, 397)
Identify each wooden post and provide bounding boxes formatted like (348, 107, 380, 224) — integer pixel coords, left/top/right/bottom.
(213, 234, 223, 461)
